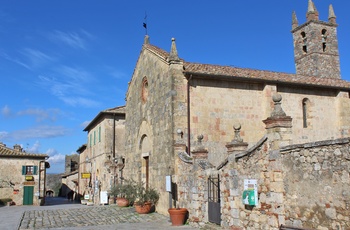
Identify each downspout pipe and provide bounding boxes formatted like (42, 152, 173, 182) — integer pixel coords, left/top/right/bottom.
(113, 113, 116, 188)
(113, 113, 116, 158)
(187, 74, 193, 155)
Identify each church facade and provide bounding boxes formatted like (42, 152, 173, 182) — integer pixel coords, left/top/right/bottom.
(123, 1, 350, 229)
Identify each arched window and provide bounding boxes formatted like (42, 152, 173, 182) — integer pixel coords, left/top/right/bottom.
(141, 77, 148, 103)
(302, 98, 310, 128)
(322, 29, 327, 52)
(301, 32, 307, 53)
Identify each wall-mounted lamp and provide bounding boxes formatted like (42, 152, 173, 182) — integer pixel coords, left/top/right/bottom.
(176, 128, 183, 138)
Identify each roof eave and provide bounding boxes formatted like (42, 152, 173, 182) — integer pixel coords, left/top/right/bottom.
(184, 71, 350, 91)
(83, 108, 126, 132)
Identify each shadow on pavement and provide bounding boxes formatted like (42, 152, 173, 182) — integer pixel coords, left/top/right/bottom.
(44, 196, 81, 206)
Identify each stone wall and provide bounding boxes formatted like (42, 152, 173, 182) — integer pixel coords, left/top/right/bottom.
(189, 79, 267, 167)
(124, 45, 181, 215)
(281, 139, 350, 229)
(188, 78, 350, 166)
(0, 157, 43, 205)
(176, 133, 350, 229)
(65, 154, 79, 174)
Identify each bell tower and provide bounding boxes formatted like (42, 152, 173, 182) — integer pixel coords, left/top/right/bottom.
(291, 0, 341, 79)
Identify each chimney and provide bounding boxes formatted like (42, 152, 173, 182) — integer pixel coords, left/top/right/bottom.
(13, 144, 23, 152)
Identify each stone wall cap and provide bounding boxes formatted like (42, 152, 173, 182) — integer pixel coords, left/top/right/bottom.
(178, 152, 193, 164)
(280, 137, 350, 152)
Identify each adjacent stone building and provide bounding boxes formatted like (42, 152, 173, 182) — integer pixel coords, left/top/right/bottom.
(60, 154, 79, 200)
(122, 1, 350, 229)
(0, 143, 49, 205)
(78, 106, 125, 204)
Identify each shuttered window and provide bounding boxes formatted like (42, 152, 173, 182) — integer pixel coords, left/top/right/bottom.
(22, 165, 38, 175)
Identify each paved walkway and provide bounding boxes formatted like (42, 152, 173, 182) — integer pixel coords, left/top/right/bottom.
(0, 197, 198, 230)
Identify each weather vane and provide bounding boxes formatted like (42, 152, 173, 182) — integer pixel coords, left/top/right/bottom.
(143, 11, 148, 35)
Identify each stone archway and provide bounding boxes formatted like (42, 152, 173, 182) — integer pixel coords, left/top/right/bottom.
(46, 189, 54, 197)
(140, 135, 151, 189)
(137, 120, 154, 188)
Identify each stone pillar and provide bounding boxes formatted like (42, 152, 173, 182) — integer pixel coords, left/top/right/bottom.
(263, 94, 292, 150)
(191, 134, 208, 162)
(224, 124, 248, 228)
(173, 139, 188, 209)
(188, 135, 209, 224)
(226, 123, 249, 156)
(262, 94, 291, 227)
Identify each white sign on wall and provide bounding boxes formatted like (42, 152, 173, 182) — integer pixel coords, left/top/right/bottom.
(100, 191, 108, 204)
(165, 175, 172, 192)
(244, 179, 258, 205)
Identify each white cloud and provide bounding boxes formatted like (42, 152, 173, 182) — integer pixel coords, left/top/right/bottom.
(48, 30, 90, 50)
(6, 125, 69, 140)
(1, 105, 11, 117)
(0, 51, 30, 69)
(37, 67, 100, 108)
(60, 96, 100, 108)
(47, 152, 65, 164)
(0, 131, 9, 140)
(26, 140, 41, 153)
(17, 108, 60, 122)
(45, 148, 65, 166)
(20, 48, 55, 68)
(81, 120, 91, 128)
(46, 148, 58, 156)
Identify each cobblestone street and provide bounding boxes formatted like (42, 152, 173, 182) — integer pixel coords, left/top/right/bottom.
(0, 197, 199, 230)
(19, 205, 174, 229)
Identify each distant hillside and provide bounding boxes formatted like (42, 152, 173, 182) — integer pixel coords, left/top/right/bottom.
(46, 173, 63, 197)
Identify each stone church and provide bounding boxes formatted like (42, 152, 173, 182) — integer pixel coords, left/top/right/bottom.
(123, 1, 350, 229)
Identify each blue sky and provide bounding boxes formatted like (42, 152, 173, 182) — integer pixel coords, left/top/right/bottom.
(1, 0, 349, 174)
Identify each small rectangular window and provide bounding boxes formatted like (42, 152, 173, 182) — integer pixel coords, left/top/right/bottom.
(22, 165, 37, 175)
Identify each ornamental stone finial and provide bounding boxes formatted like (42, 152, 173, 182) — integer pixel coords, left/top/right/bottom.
(197, 134, 204, 143)
(292, 11, 299, 29)
(233, 123, 243, 143)
(168, 37, 180, 63)
(328, 4, 336, 24)
(144, 35, 150, 44)
(271, 94, 286, 117)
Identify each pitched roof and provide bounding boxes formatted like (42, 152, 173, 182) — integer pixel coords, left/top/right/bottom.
(76, 144, 87, 154)
(183, 63, 350, 90)
(144, 44, 169, 61)
(83, 105, 126, 131)
(144, 43, 350, 91)
(0, 143, 48, 159)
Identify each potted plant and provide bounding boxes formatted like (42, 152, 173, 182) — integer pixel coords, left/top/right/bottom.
(134, 183, 159, 214)
(109, 180, 137, 207)
(168, 207, 188, 226)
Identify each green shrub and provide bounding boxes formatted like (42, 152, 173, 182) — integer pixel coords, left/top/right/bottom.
(0, 198, 12, 206)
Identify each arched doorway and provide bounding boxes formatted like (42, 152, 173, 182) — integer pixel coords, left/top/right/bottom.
(140, 135, 151, 189)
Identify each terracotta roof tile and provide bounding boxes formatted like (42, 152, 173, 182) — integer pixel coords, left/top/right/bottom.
(143, 42, 350, 90)
(183, 62, 350, 89)
(104, 105, 125, 114)
(83, 105, 126, 132)
(144, 44, 169, 60)
(0, 144, 48, 158)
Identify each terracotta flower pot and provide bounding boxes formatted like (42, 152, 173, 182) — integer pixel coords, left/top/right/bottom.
(135, 202, 152, 214)
(116, 197, 129, 207)
(168, 208, 188, 226)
